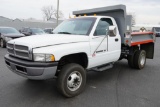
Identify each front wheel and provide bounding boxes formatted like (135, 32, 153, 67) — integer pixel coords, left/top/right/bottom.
(57, 63, 86, 97)
(134, 50, 146, 69)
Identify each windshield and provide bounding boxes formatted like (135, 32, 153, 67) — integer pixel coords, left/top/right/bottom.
(31, 28, 45, 34)
(53, 17, 96, 35)
(155, 28, 160, 32)
(0, 28, 20, 34)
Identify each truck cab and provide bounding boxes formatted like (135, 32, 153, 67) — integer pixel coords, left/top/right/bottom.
(53, 16, 121, 68)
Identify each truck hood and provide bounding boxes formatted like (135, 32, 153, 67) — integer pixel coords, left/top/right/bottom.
(9, 34, 89, 48)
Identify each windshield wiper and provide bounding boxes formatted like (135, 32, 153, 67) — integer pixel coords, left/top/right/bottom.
(57, 32, 72, 34)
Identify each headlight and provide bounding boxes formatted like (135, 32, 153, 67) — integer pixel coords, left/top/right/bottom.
(33, 54, 55, 62)
(5, 37, 12, 42)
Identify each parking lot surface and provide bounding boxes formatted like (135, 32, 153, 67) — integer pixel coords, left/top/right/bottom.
(0, 38, 160, 107)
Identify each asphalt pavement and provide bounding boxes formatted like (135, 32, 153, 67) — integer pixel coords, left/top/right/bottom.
(0, 38, 160, 107)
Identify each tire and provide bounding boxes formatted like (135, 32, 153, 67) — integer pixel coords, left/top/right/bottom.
(0, 39, 6, 48)
(127, 54, 135, 68)
(57, 63, 86, 97)
(134, 50, 146, 69)
(127, 46, 139, 68)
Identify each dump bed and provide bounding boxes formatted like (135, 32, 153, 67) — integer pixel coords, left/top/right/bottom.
(73, 5, 155, 46)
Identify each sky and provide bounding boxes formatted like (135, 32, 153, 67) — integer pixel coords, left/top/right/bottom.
(0, 0, 159, 24)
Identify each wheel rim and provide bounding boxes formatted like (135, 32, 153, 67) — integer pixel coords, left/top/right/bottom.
(140, 53, 146, 66)
(67, 71, 82, 91)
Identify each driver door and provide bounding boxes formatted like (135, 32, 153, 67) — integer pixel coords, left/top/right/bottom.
(89, 18, 113, 67)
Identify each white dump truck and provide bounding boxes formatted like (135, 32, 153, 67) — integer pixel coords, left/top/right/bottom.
(4, 5, 155, 97)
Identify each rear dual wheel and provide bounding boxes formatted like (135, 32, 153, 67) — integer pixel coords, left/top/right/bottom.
(128, 50, 146, 69)
(134, 50, 146, 69)
(127, 54, 135, 68)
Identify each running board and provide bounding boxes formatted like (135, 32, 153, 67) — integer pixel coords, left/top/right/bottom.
(90, 63, 114, 72)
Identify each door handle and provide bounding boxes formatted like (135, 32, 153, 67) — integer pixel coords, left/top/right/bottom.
(115, 38, 119, 42)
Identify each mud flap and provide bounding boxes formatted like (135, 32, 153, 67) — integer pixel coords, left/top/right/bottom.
(140, 43, 154, 59)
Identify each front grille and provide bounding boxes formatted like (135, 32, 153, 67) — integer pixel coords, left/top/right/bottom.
(15, 51, 29, 58)
(7, 43, 32, 60)
(7, 43, 14, 49)
(15, 45, 28, 50)
(8, 48, 14, 55)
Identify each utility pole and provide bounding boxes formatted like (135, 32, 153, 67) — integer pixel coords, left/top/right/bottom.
(57, 0, 59, 26)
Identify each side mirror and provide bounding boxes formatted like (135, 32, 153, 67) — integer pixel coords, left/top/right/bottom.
(108, 26, 117, 36)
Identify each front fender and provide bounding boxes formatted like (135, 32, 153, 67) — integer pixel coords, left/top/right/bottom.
(33, 42, 90, 61)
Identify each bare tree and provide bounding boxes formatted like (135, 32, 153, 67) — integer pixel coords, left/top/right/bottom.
(54, 10, 64, 19)
(132, 13, 136, 25)
(128, 12, 136, 25)
(41, 5, 63, 21)
(42, 6, 54, 21)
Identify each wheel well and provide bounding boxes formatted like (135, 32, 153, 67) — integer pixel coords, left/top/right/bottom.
(56, 53, 88, 73)
(120, 45, 139, 60)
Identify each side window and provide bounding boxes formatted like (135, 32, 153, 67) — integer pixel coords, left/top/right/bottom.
(94, 18, 113, 36)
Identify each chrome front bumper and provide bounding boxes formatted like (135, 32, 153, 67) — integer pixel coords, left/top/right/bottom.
(4, 54, 58, 80)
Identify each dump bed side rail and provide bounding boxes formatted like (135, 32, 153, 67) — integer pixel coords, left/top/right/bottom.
(125, 32, 155, 47)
